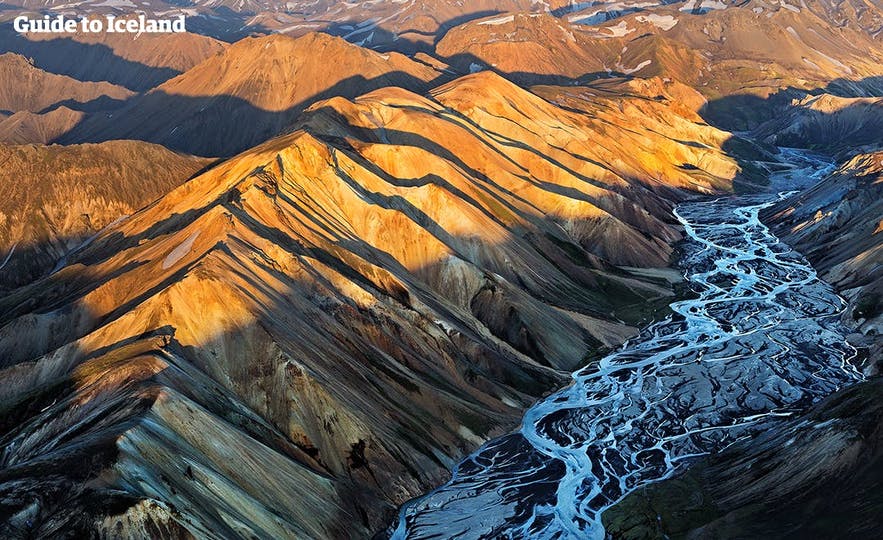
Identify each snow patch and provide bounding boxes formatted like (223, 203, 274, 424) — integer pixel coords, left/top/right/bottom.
(620, 59, 652, 75)
(163, 231, 201, 270)
(603, 21, 634, 37)
(478, 14, 515, 26)
(635, 13, 678, 31)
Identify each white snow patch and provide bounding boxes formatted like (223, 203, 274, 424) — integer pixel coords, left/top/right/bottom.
(802, 57, 821, 70)
(90, 0, 135, 6)
(681, 0, 727, 12)
(635, 13, 678, 31)
(621, 59, 652, 75)
(163, 231, 200, 270)
(780, 0, 801, 13)
(700, 0, 728, 9)
(478, 14, 515, 26)
(603, 21, 634, 37)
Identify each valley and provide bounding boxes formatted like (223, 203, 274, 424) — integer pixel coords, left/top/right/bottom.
(0, 1, 881, 539)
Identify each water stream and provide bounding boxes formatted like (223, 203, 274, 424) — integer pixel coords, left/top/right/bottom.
(391, 149, 863, 540)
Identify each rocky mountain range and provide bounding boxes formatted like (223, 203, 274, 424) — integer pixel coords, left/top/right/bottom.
(0, 0, 881, 538)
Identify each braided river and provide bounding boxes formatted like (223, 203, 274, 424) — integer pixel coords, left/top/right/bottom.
(391, 149, 864, 539)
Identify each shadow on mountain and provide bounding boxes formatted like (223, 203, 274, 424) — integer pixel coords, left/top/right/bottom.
(0, 27, 181, 91)
(321, 22, 431, 54)
(58, 70, 452, 157)
(700, 76, 883, 132)
(0, 152, 219, 293)
(39, 94, 130, 114)
(431, 50, 632, 86)
(0, 157, 659, 536)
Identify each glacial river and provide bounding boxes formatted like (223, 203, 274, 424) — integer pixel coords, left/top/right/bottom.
(390, 149, 865, 539)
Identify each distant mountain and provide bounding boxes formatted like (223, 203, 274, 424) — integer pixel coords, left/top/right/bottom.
(0, 52, 131, 114)
(0, 141, 212, 290)
(0, 25, 227, 91)
(61, 32, 445, 156)
(2, 0, 879, 45)
(755, 94, 883, 154)
(0, 71, 747, 538)
(0, 0, 575, 42)
(433, 2, 883, 128)
(0, 106, 84, 144)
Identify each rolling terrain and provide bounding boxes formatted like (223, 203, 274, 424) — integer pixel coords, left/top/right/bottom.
(0, 1, 881, 539)
(0, 71, 748, 538)
(0, 141, 213, 290)
(60, 32, 445, 156)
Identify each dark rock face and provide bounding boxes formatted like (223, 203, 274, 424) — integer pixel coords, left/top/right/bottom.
(765, 151, 883, 366)
(603, 379, 883, 540)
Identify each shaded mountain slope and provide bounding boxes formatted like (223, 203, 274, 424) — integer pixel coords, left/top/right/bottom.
(0, 26, 227, 92)
(765, 151, 883, 356)
(0, 141, 213, 290)
(62, 33, 444, 156)
(754, 95, 883, 154)
(0, 53, 132, 114)
(0, 106, 84, 144)
(0, 72, 743, 538)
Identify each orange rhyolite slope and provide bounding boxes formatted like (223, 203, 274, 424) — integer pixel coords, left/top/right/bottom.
(0, 71, 746, 537)
(0, 141, 213, 290)
(435, 3, 883, 128)
(1, 25, 227, 91)
(0, 52, 132, 114)
(63, 32, 445, 156)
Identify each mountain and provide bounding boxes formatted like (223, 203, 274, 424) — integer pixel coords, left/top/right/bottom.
(765, 151, 883, 359)
(0, 52, 132, 114)
(0, 24, 227, 92)
(0, 141, 213, 290)
(62, 33, 445, 156)
(433, 2, 883, 129)
(754, 94, 883, 155)
(0, 107, 84, 144)
(0, 71, 746, 538)
(0, 0, 577, 43)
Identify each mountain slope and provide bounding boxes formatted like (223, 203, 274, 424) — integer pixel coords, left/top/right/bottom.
(0, 53, 132, 114)
(62, 33, 445, 156)
(0, 72, 743, 538)
(0, 107, 84, 144)
(765, 151, 883, 356)
(754, 95, 883, 154)
(433, 3, 883, 129)
(0, 141, 213, 290)
(0, 26, 227, 92)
